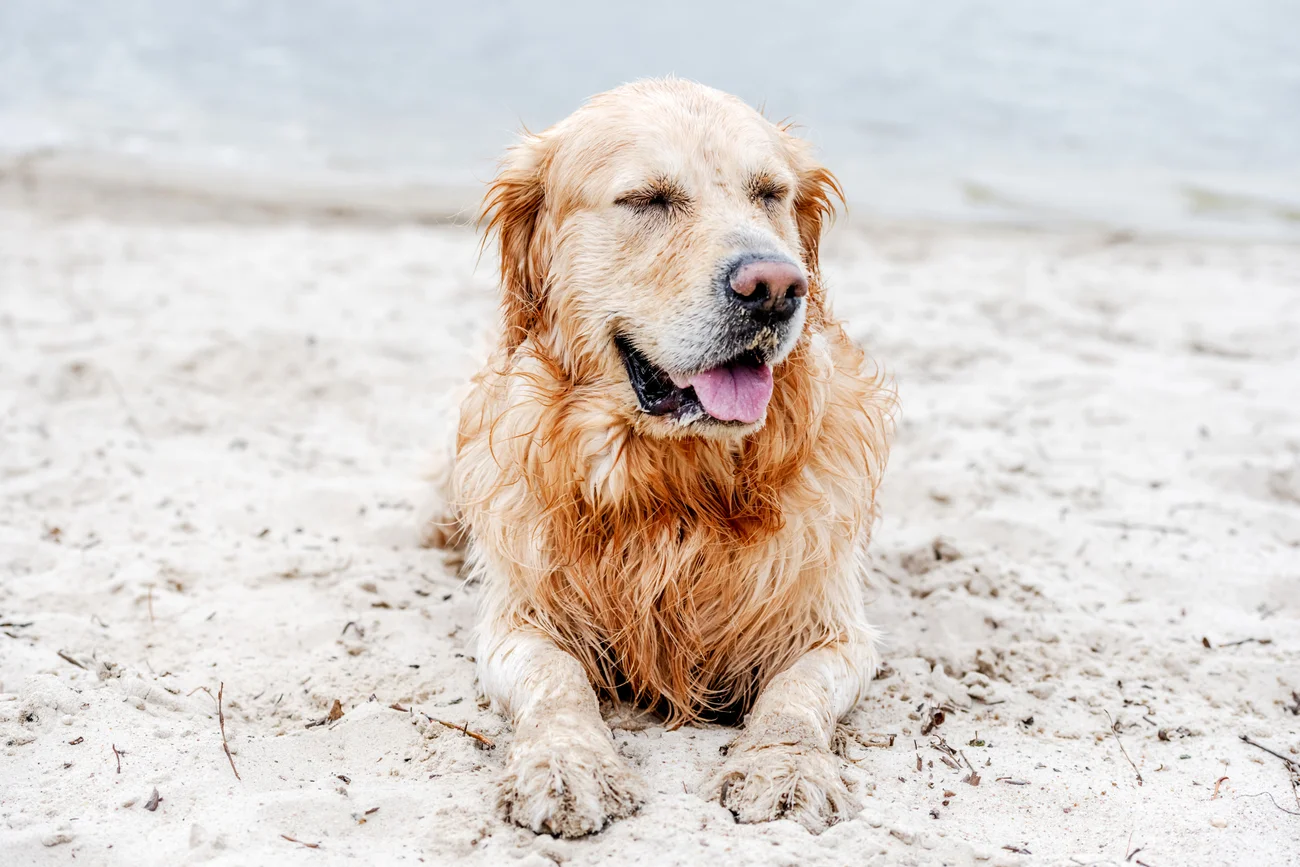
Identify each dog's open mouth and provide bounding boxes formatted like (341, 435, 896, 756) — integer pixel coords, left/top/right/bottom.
(615, 336, 774, 425)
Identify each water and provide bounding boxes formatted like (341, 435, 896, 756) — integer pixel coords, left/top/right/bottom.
(2, 0, 1298, 235)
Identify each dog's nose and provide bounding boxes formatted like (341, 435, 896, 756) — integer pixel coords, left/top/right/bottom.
(728, 258, 807, 320)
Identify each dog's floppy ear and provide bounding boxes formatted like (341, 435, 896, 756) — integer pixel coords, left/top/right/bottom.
(784, 132, 845, 295)
(481, 133, 554, 354)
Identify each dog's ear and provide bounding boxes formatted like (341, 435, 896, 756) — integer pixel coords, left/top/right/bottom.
(784, 133, 845, 293)
(481, 133, 554, 353)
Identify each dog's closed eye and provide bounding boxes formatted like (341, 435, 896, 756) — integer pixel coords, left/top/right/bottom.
(747, 174, 790, 208)
(615, 179, 688, 216)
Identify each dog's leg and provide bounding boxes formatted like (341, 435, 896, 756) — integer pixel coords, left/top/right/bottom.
(479, 620, 644, 837)
(711, 641, 875, 833)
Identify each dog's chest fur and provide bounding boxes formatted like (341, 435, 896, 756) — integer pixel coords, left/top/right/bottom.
(456, 328, 892, 722)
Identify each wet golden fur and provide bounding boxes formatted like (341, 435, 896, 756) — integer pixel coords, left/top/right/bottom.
(443, 79, 894, 726)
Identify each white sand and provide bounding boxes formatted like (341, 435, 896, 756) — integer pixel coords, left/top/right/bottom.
(1, 189, 1298, 866)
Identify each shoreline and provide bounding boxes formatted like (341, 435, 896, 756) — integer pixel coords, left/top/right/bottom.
(3, 147, 1298, 245)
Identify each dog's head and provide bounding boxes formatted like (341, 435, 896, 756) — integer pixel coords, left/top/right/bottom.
(482, 78, 842, 439)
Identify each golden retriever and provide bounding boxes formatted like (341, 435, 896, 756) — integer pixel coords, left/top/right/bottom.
(426, 78, 894, 837)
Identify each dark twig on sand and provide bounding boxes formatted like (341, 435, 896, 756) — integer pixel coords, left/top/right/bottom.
(426, 715, 495, 748)
(1104, 710, 1143, 785)
(1215, 637, 1272, 648)
(1240, 733, 1300, 810)
(281, 834, 321, 849)
(57, 650, 86, 670)
(111, 743, 122, 774)
(927, 736, 957, 769)
(219, 682, 241, 781)
(958, 749, 982, 786)
(1123, 831, 1140, 862)
(1239, 734, 1297, 771)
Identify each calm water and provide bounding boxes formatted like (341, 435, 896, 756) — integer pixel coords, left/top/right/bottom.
(2, 0, 1298, 234)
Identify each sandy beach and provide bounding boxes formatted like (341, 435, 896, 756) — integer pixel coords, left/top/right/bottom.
(1, 175, 1298, 866)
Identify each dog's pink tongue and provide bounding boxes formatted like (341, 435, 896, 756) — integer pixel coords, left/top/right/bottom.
(686, 362, 773, 423)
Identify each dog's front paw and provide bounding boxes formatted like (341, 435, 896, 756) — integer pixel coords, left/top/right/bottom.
(498, 735, 644, 837)
(710, 726, 859, 833)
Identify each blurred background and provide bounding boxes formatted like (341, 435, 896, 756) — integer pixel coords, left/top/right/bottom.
(1, 0, 1297, 237)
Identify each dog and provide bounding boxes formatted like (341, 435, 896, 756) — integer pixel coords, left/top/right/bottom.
(425, 78, 894, 837)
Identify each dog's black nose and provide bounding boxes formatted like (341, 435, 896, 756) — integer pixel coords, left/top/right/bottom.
(727, 257, 807, 321)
